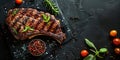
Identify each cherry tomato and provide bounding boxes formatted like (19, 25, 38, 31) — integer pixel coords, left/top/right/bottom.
(80, 50, 89, 57)
(15, 0, 23, 5)
(113, 38, 120, 46)
(110, 30, 117, 37)
(114, 48, 120, 55)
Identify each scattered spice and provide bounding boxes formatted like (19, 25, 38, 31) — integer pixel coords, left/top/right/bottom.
(28, 39, 46, 56)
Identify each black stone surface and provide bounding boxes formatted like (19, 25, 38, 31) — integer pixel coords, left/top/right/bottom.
(0, 0, 120, 60)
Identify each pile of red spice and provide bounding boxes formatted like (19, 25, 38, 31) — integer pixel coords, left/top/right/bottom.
(28, 39, 46, 56)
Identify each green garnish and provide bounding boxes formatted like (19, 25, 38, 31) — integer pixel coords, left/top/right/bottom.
(12, 28, 18, 34)
(12, 9, 19, 16)
(22, 26, 34, 32)
(85, 38, 97, 51)
(99, 48, 108, 53)
(44, 0, 59, 15)
(84, 54, 96, 60)
(42, 14, 50, 23)
(84, 38, 108, 60)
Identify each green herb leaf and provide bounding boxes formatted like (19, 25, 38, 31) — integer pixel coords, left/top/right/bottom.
(12, 28, 18, 34)
(85, 38, 97, 51)
(94, 51, 103, 58)
(99, 48, 108, 53)
(84, 38, 108, 59)
(42, 14, 47, 19)
(22, 27, 28, 32)
(22, 26, 34, 32)
(84, 54, 96, 60)
(42, 14, 50, 23)
(12, 9, 19, 16)
(46, 15, 50, 21)
(93, 56, 96, 60)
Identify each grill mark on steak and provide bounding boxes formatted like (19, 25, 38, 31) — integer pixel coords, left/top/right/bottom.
(52, 25, 58, 33)
(30, 11, 45, 30)
(29, 11, 44, 29)
(34, 14, 40, 19)
(10, 8, 24, 25)
(37, 19, 45, 31)
(35, 18, 42, 29)
(18, 9, 38, 29)
(31, 9, 38, 18)
(13, 12, 29, 31)
(47, 20, 54, 32)
(11, 8, 27, 27)
(18, 8, 37, 32)
(41, 16, 48, 30)
(43, 20, 53, 31)
(25, 9, 33, 17)
(35, 14, 45, 30)
(7, 8, 20, 25)
(21, 8, 27, 15)
(47, 15, 56, 32)
(22, 16, 29, 25)
(18, 16, 29, 32)
(18, 16, 27, 24)
(11, 16, 20, 27)
(28, 10, 39, 28)
(41, 12, 52, 31)
(17, 16, 29, 32)
(29, 19, 35, 27)
(13, 20, 23, 31)
(31, 18, 40, 29)
(13, 22, 22, 31)
(13, 15, 24, 28)
(25, 17, 33, 26)
(17, 9, 33, 32)
(49, 20, 59, 33)
(41, 22, 47, 30)
(42, 13, 51, 31)
(28, 12, 43, 30)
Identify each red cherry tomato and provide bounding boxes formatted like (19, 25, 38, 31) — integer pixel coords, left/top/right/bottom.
(80, 50, 89, 57)
(113, 38, 120, 46)
(15, 0, 23, 5)
(114, 48, 120, 55)
(110, 30, 117, 37)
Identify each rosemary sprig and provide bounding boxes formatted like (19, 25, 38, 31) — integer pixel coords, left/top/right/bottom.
(22, 26, 34, 32)
(42, 14, 50, 23)
(44, 0, 59, 15)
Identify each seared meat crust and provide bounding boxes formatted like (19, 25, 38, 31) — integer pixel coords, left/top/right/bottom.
(6, 8, 66, 44)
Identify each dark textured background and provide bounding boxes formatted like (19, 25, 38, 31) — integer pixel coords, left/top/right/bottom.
(0, 0, 120, 60)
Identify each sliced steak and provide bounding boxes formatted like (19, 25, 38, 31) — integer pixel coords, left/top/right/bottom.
(6, 8, 66, 44)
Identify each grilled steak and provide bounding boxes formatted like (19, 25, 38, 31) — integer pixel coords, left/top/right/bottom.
(6, 8, 66, 44)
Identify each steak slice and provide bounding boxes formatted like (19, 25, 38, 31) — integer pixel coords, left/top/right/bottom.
(6, 8, 66, 44)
